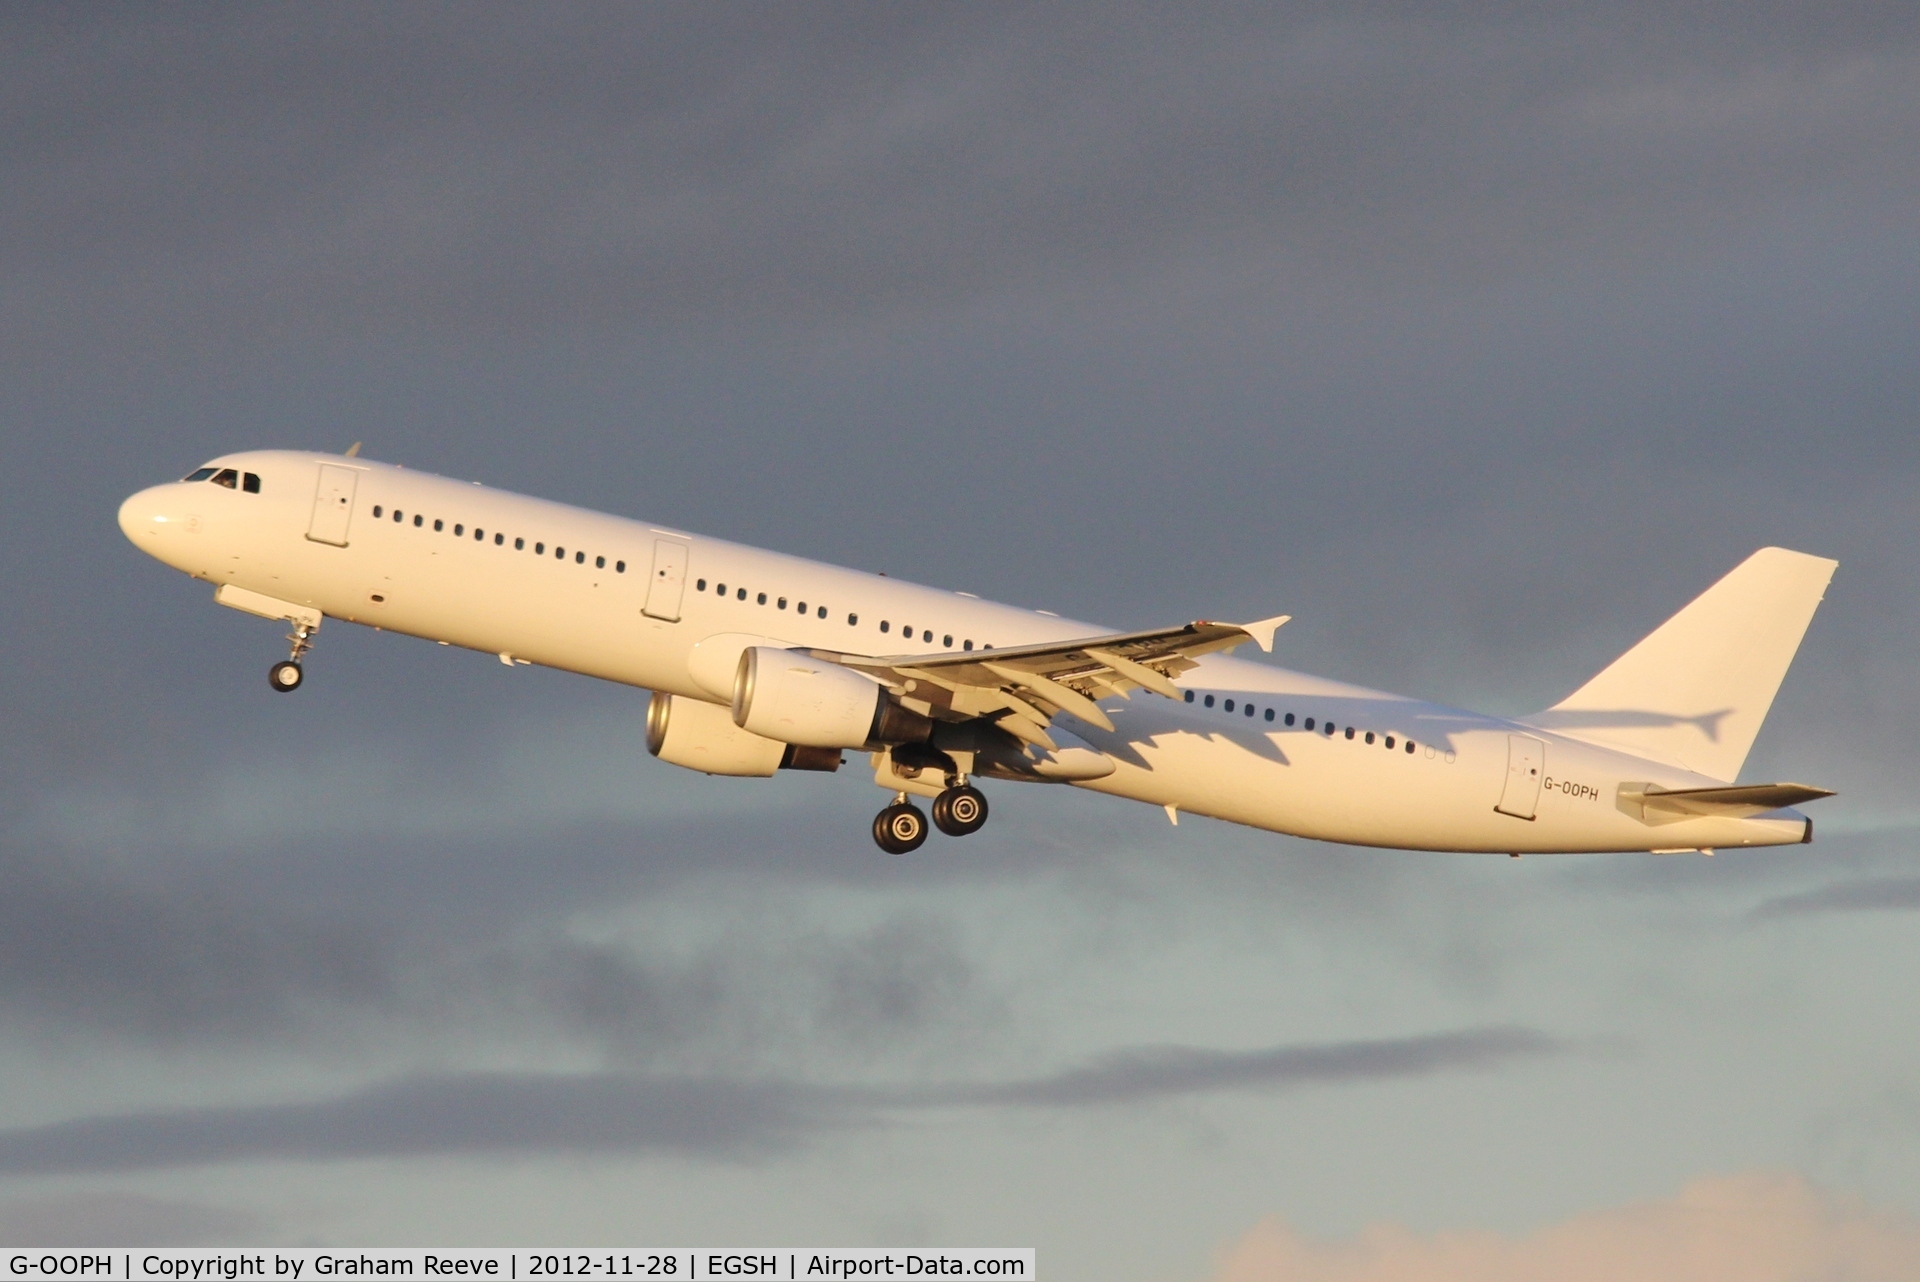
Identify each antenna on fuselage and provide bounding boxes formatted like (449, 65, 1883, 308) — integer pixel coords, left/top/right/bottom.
(344, 442, 362, 458)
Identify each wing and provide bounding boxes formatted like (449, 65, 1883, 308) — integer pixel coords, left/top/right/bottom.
(810, 614, 1289, 749)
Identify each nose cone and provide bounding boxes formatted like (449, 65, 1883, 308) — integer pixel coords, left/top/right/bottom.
(119, 485, 163, 543)
(118, 483, 196, 564)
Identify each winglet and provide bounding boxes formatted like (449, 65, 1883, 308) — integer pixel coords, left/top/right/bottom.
(344, 441, 363, 458)
(1232, 614, 1291, 653)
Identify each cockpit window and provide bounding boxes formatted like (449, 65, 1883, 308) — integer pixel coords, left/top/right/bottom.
(242, 472, 261, 493)
(184, 467, 218, 482)
(211, 469, 239, 489)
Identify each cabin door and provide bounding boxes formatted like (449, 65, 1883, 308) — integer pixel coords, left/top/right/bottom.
(643, 539, 690, 622)
(1495, 734, 1546, 820)
(306, 464, 359, 546)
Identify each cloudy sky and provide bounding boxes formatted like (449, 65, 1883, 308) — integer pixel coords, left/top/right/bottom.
(5, 2, 1920, 1275)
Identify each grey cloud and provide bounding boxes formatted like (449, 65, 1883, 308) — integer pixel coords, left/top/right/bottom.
(0, 1074, 850, 1175)
(0, 1025, 1559, 1173)
(925, 1025, 1561, 1107)
(0, 839, 391, 1040)
(0, 1192, 259, 1248)
(0, 821, 996, 1072)
(1749, 876, 1920, 919)
(6, 4, 1919, 355)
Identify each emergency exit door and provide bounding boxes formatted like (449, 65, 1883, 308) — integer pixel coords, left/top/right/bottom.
(643, 539, 690, 621)
(1495, 734, 1546, 820)
(306, 464, 359, 546)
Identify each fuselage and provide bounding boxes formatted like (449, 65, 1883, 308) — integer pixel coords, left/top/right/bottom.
(119, 450, 1813, 854)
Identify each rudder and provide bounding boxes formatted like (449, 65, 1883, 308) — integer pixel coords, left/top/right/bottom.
(1526, 547, 1836, 781)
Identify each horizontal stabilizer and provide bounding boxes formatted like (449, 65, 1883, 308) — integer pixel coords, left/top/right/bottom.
(1527, 547, 1836, 781)
(1620, 781, 1834, 824)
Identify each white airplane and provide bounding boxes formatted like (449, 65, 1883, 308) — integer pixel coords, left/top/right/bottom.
(120, 450, 1836, 856)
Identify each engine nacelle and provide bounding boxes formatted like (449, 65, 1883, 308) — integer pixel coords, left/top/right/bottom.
(732, 647, 931, 749)
(648, 692, 794, 776)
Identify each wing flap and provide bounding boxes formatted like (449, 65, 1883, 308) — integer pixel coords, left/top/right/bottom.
(814, 615, 1287, 734)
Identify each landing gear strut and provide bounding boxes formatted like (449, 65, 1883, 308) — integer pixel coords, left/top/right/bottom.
(873, 795, 929, 854)
(932, 784, 989, 836)
(268, 619, 317, 693)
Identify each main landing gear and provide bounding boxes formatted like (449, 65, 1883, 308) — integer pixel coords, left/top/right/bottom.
(872, 783, 990, 854)
(932, 783, 988, 836)
(873, 797, 929, 854)
(267, 619, 318, 693)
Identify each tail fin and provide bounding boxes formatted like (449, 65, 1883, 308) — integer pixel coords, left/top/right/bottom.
(1526, 547, 1836, 781)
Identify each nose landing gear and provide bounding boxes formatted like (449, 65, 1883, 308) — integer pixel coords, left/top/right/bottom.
(267, 620, 318, 693)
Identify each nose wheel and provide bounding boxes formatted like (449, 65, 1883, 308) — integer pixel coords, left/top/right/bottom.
(267, 619, 318, 693)
(932, 784, 988, 836)
(873, 798, 929, 854)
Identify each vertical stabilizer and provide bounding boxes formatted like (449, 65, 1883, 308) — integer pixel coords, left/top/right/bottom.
(1525, 547, 1836, 781)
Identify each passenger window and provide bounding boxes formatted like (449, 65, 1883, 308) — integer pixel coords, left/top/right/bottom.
(880, 621, 890, 633)
(817, 606, 827, 618)
(414, 514, 424, 527)
(1245, 704, 1255, 717)
(1406, 741, 1416, 753)
(1384, 736, 1394, 749)
(434, 519, 444, 531)
(964, 641, 973, 651)
(797, 601, 807, 614)
(696, 579, 706, 590)
(597, 556, 606, 568)
(515, 537, 524, 549)
(1184, 690, 1194, 703)
(1264, 708, 1275, 721)
(242, 473, 261, 493)
(211, 469, 238, 488)
(716, 582, 726, 594)
(1224, 699, 1235, 712)
(395, 511, 404, 522)
(1365, 731, 1375, 744)
(476, 529, 485, 541)
(943, 635, 953, 648)
(1325, 722, 1336, 735)
(848, 613, 858, 625)
(777, 597, 787, 609)
(535, 542, 544, 553)
(454, 524, 464, 536)
(737, 587, 746, 599)
(184, 467, 218, 482)
(1304, 717, 1314, 730)
(556, 547, 565, 559)
(757, 592, 767, 604)
(1344, 726, 1354, 739)
(922, 629, 931, 641)
(578, 552, 587, 564)
(373, 505, 383, 518)
(1204, 695, 1215, 708)
(616, 561, 625, 572)
(1285, 713, 1295, 726)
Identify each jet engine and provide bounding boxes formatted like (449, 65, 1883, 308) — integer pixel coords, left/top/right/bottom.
(647, 692, 841, 776)
(733, 647, 931, 749)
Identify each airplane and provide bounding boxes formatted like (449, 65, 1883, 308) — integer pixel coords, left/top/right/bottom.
(119, 449, 1836, 856)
